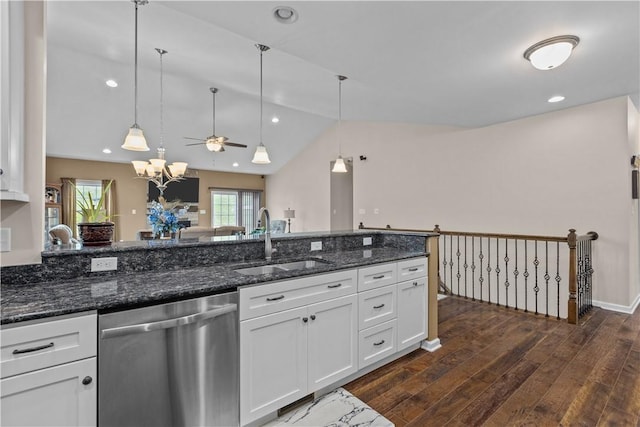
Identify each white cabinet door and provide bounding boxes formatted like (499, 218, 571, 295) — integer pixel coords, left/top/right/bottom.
(307, 294, 357, 391)
(1, 357, 97, 427)
(397, 277, 427, 350)
(240, 306, 308, 426)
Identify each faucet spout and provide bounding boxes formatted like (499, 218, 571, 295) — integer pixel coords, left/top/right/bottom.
(258, 207, 272, 261)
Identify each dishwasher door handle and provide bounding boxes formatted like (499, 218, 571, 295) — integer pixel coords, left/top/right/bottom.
(101, 303, 237, 339)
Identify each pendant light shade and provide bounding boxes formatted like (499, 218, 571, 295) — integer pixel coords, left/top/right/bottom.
(122, 0, 150, 151)
(332, 75, 348, 173)
(332, 156, 348, 173)
(252, 44, 271, 164)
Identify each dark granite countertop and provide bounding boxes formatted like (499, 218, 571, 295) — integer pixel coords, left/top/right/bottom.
(1, 247, 427, 324)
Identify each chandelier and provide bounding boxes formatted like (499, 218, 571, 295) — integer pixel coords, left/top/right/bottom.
(131, 48, 187, 197)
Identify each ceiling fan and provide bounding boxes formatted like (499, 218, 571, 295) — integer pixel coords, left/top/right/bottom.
(184, 87, 247, 152)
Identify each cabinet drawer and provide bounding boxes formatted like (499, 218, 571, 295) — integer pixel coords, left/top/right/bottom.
(1, 313, 97, 379)
(397, 257, 427, 282)
(358, 285, 396, 330)
(357, 262, 397, 292)
(239, 269, 357, 320)
(358, 319, 397, 369)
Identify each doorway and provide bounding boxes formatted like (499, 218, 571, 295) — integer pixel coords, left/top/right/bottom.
(330, 159, 353, 231)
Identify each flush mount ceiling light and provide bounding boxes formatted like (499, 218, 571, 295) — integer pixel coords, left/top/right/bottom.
(252, 44, 272, 165)
(332, 75, 348, 173)
(273, 6, 298, 24)
(523, 35, 579, 70)
(121, 0, 150, 151)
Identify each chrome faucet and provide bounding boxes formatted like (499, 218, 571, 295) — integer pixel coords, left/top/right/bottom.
(257, 207, 273, 261)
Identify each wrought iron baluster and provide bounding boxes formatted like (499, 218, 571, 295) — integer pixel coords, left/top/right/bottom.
(449, 235, 454, 295)
(456, 235, 461, 296)
(442, 234, 448, 295)
(471, 237, 476, 301)
(555, 241, 561, 320)
(544, 241, 550, 317)
(479, 237, 484, 302)
(504, 238, 510, 308)
(523, 240, 529, 313)
(463, 236, 468, 299)
(534, 241, 540, 315)
(495, 238, 501, 307)
(514, 239, 519, 311)
(487, 238, 492, 304)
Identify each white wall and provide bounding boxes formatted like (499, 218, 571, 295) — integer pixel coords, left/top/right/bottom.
(628, 98, 640, 311)
(267, 96, 639, 309)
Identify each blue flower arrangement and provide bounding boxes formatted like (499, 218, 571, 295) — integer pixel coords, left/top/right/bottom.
(148, 201, 183, 237)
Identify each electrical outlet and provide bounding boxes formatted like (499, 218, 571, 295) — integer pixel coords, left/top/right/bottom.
(91, 257, 118, 272)
(311, 241, 322, 251)
(363, 237, 372, 246)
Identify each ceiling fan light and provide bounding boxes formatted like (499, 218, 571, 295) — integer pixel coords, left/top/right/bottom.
(206, 140, 224, 152)
(132, 160, 149, 176)
(252, 143, 271, 164)
(524, 35, 579, 70)
(332, 156, 348, 173)
(122, 126, 150, 151)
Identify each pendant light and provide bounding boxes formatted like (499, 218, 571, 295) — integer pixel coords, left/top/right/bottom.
(332, 75, 348, 173)
(252, 44, 271, 164)
(131, 48, 187, 198)
(122, 0, 150, 151)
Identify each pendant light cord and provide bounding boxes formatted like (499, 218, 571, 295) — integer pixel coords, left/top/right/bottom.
(212, 90, 216, 135)
(259, 48, 264, 145)
(158, 49, 164, 148)
(134, 1, 139, 125)
(337, 75, 347, 157)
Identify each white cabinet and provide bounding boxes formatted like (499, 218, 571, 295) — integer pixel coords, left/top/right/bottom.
(0, 313, 98, 427)
(397, 277, 427, 351)
(240, 273, 357, 426)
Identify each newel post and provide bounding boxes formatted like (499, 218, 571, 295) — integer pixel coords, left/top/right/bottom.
(567, 229, 577, 324)
(427, 224, 441, 343)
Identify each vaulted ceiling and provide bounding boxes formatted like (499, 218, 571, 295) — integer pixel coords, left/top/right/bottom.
(46, 1, 640, 175)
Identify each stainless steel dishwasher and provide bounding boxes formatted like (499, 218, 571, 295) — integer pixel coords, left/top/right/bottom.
(98, 291, 238, 427)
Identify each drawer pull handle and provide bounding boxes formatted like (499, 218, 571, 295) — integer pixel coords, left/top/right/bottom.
(82, 376, 93, 386)
(310, 314, 316, 320)
(413, 281, 418, 286)
(302, 317, 308, 323)
(12, 342, 54, 355)
(373, 339, 385, 346)
(372, 275, 385, 280)
(266, 295, 285, 302)
(327, 283, 342, 289)
(373, 304, 385, 309)
(408, 267, 419, 272)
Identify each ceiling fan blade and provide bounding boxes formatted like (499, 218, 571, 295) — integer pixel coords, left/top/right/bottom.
(185, 142, 206, 146)
(224, 142, 248, 148)
(184, 137, 206, 141)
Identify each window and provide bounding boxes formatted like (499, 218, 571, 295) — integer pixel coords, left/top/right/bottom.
(211, 189, 262, 230)
(75, 179, 102, 223)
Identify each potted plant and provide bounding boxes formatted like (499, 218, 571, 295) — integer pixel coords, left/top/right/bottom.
(74, 180, 115, 246)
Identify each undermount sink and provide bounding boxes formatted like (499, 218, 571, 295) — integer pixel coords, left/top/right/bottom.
(234, 259, 331, 276)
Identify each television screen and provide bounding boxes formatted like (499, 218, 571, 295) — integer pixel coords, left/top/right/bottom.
(148, 177, 199, 203)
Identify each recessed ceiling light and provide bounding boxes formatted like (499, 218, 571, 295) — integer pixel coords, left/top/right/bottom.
(271, 116, 279, 123)
(548, 95, 565, 103)
(523, 35, 579, 70)
(102, 148, 112, 154)
(232, 162, 239, 168)
(273, 6, 298, 24)
(105, 79, 118, 88)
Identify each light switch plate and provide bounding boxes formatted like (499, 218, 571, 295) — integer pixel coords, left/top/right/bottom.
(363, 237, 372, 246)
(311, 241, 322, 251)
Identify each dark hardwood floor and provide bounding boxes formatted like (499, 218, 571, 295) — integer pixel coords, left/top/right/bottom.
(344, 296, 640, 426)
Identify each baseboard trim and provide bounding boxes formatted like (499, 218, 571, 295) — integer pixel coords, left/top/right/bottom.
(421, 338, 442, 352)
(592, 293, 640, 314)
